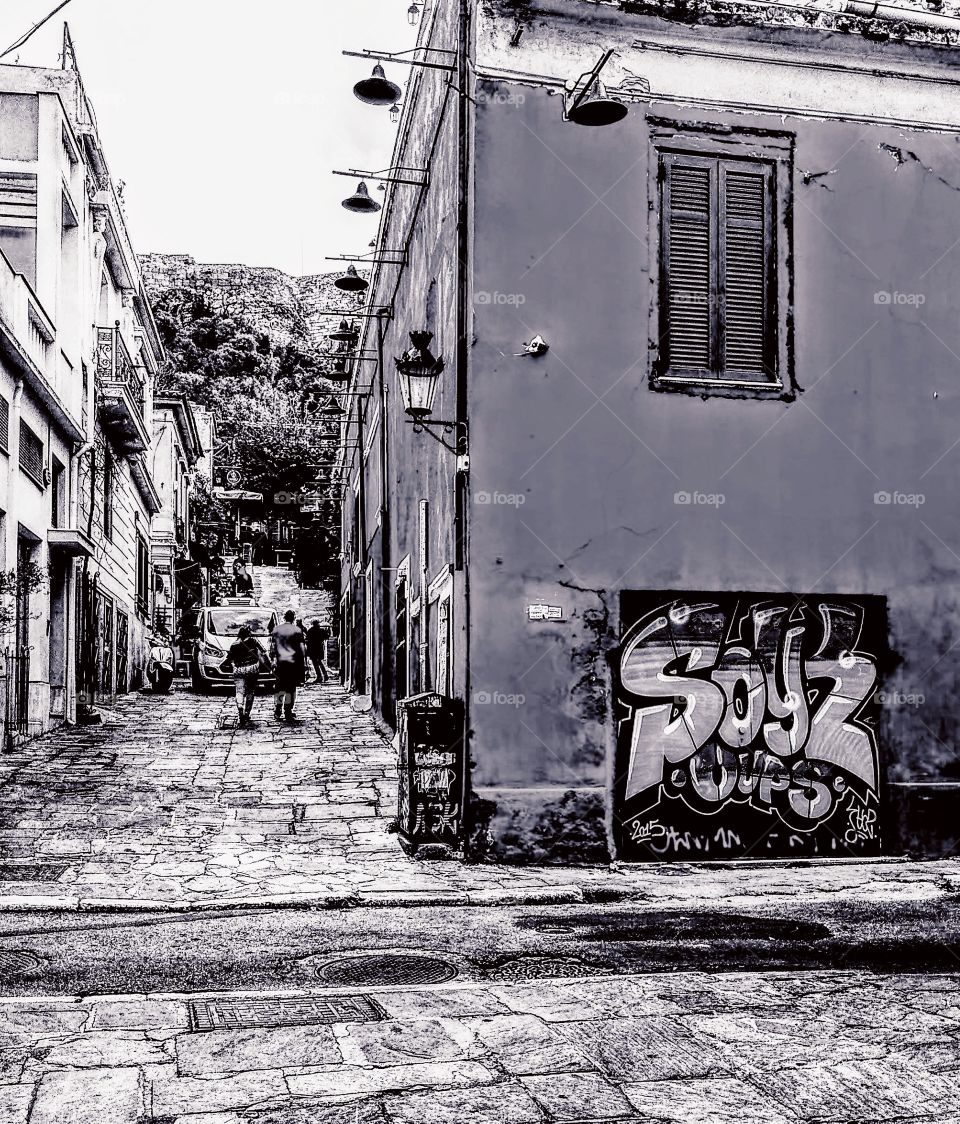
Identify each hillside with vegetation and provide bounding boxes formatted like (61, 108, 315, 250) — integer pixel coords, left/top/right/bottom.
(139, 255, 365, 582)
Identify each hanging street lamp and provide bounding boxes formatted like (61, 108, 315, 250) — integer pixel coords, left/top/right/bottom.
(334, 265, 369, 293)
(353, 63, 402, 106)
(341, 181, 382, 214)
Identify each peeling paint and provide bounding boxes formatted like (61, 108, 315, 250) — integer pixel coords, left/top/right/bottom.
(878, 142, 960, 191)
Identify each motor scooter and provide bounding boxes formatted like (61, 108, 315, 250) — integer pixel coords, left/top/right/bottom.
(147, 635, 175, 694)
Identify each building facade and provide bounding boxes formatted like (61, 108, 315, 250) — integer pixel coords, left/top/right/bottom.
(340, 0, 960, 862)
(150, 396, 203, 636)
(0, 49, 169, 735)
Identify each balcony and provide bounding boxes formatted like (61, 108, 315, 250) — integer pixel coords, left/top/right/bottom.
(96, 323, 149, 455)
(0, 253, 83, 444)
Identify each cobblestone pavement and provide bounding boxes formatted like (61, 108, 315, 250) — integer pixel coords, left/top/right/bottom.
(0, 969, 958, 1121)
(0, 567, 955, 910)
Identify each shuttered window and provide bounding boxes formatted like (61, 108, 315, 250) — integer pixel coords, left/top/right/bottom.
(18, 421, 43, 485)
(0, 397, 8, 453)
(660, 153, 777, 385)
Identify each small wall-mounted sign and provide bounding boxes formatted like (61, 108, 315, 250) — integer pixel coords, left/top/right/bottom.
(527, 603, 563, 622)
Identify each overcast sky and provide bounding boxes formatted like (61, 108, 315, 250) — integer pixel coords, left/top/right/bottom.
(2, 0, 416, 276)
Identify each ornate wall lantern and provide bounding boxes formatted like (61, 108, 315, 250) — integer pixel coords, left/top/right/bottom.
(395, 330, 467, 455)
(395, 330, 444, 420)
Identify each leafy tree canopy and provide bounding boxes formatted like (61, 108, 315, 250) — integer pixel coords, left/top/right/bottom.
(151, 284, 342, 503)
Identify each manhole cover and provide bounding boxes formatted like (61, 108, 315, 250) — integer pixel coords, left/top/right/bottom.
(486, 956, 604, 982)
(188, 993, 385, 1032)
(0, 951, 43, 976)
(317, 953, 457, 987)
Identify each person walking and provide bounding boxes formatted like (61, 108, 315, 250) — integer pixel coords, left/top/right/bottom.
(226, 626, 263, 728)
(234, 561, 255, 598)
(271, 609, 307, 721)
(305, 619, 330, 685)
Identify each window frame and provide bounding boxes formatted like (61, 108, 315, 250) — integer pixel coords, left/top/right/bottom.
(648, 120, 795, 400)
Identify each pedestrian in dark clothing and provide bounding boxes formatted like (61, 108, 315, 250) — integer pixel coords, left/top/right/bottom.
(306, 620, 330, 684)
(234, 561, 255, 597)
(271, 609, 307, 721)
(226, 626, 263, 727)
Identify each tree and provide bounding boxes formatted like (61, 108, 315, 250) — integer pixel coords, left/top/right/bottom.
(150, 279, 343, 571)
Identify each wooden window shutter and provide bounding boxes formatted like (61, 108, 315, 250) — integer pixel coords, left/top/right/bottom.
(720, 161, 774, 378)
(662, 157, 715, 376)
(661, 153, 777, 384)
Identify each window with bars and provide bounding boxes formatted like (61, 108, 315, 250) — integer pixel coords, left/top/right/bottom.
(18, 421, 43, 485)
(657, 152, 780, 389)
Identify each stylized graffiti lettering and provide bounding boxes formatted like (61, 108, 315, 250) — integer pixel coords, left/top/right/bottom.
(616, 593, 885, 856)
(620, 604, 726, 800)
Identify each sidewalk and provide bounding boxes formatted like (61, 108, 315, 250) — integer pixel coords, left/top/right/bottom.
(0, 679, 956, 912)
(0, 968, 958, 1122)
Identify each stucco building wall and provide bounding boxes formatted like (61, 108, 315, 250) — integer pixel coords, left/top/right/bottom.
(466, 3, 960, 859)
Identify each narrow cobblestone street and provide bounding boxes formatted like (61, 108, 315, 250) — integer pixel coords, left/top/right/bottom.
(0, 574, 954, 912)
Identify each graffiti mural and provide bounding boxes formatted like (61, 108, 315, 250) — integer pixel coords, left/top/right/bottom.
(614, 592, 888, 861)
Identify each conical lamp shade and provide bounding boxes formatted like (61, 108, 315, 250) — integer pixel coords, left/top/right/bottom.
(353, 64, 402, 106)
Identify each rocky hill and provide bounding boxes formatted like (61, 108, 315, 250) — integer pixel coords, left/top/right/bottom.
(138, 254, 368, 355)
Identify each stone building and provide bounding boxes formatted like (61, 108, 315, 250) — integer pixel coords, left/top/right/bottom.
(339, 0, 960, 862)
(0, 47, 166, 733)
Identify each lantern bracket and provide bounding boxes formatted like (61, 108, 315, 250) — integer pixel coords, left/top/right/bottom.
(332, 168, 428, 188)
(343, 47, 456, 73)
(407, 418, 468, 457)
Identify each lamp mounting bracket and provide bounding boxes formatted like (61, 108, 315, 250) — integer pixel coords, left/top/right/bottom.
(315, 308, 393, 319)
(332, 168, 429, 188)
(326, 251, 407, 266)
(407, 418, 468, 456)
(343, 46, 456, 73)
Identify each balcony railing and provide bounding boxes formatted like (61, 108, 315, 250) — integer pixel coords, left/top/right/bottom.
(96, 323, 149, 455)
(0, 253, 55, 376)
(96, 323, 145, 409)
(0, 252, 85, 442)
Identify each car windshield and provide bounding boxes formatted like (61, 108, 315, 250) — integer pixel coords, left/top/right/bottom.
(206, 609, 274, 637)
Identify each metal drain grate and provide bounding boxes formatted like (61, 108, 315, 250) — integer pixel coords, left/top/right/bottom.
(486, 956, 605, 982)
(317, 953, 458, 987)
(188, 993, 386, 1032)
(0, 864, 68, 882)
(0, 951, 43, 976)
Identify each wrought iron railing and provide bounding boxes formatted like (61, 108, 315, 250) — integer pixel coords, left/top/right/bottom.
(95, 324, 146, 414)
(3, 646, 30, 752)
